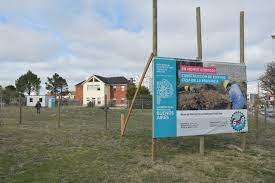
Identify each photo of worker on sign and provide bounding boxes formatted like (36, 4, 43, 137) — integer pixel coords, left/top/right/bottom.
(223, 80, 246, 109)
(177, 60, 247, 110)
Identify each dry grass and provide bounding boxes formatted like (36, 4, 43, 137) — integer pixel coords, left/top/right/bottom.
(0, 106, 275, 182)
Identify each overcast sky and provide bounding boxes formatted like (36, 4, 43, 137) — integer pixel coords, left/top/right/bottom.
(0, 0, 274, 94)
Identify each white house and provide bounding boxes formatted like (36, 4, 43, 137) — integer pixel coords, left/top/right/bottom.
(81, 75, 129, 107)
(82, 75, 110, 107)
(26, 95, 55, 107)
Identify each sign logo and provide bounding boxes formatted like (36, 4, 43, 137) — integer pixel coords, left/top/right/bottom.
(230, 111, 246, 131)
(156, 79, 174, 104)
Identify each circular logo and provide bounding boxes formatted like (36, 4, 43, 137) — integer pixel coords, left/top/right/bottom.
(230, 111, 246, 132)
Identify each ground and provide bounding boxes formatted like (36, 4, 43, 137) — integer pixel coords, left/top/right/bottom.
(0, 106, 275, 183)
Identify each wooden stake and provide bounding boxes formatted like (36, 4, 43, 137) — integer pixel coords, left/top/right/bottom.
(151, 138, 156, 161)
(240, 11, 246, 150)
(241, 133, 246, 151)
(58, 95, 61, 128)
(120, 113, 125, 136)
(199, 136, 205, 155)
(121, 53, 154, 136)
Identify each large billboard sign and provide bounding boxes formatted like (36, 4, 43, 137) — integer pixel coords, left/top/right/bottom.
(153, 57, 248, 138)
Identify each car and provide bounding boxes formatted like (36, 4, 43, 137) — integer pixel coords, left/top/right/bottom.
(260, 109, 265, 115)
(267, 111, 275, 118)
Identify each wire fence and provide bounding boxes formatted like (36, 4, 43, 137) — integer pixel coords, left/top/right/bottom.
(0, 95, 153, 130)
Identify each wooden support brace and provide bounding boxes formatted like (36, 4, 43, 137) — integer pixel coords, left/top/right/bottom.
(121, 53, 154, 137)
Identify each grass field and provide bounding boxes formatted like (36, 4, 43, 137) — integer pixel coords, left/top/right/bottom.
(0, 106, 275, 183)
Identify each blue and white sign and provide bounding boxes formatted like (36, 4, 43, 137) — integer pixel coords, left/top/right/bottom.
(153, 57, 177, 138)
(153, 57, 248, 138)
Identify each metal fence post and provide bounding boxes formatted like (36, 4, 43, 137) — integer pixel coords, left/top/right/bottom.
(264, 101, 267, 129)
(19, 94, 22, 125)
(58, 95, 61, 128)
(105, 95, 108, 130)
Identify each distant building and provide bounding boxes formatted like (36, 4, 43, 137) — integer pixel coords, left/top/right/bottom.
(75, 75, 130, 107)
(129, 75, 153, 94)
(63, 91, 75, 100)
(26, 95, 55, 107)
(75, 80, 85, 103)
(248, 93, 258, 109)
(265, 93, 275, 106)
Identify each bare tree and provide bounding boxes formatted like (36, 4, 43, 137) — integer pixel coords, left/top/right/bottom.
(260, 61, 275, 107)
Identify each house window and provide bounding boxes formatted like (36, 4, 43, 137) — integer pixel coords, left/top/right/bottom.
(97, 97, 101, 105)
(121, 85, 125, 92)
(87, 85, 93, 91)
(121, 98, 125, 104)
(113, 85, 116, 91)
(87, 85, 100, 91)
(86, 98, 90, 102)
(30, 98, 33, 102)
(39, 98, 43, 102)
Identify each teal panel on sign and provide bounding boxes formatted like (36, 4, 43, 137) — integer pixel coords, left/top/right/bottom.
(153, 57, 177, 138)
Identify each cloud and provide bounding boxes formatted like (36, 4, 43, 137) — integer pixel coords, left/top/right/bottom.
(0, 22, 62, 62)
(0, 0, 274, 95)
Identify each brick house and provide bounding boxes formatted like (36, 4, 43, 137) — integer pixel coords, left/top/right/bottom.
(75, 75, 130, 107)
(75, 80, 85, 104)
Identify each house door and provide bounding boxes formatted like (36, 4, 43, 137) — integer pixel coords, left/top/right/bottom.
(92, 98, 96, 106)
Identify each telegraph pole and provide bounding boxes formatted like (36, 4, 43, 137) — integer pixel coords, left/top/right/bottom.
(240, 11, 246, 150)
(151, 0, 158, 161)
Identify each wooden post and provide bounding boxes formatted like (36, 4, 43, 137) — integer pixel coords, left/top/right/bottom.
(105, 94, 108, 130)
(19, 93, 22, 125)
(255, 98, 259, 141)
(255, 83, 260, 141)
(240, 11, 245, 64)
(264, 101, 267, 129)
(196, 7, 203, 60)
(0, 94, 2, 126)
(240, 11, 246, 151)
(199, 136, 205, 155)
(58, 95, 61, 128)
(120, 113, 125, 135)
(241, 132, 246, 151)
(153, 0, 158, 56)
(196, 7, 205, 155)
(151, 137, 156, 161)
(151, 0, 158, 161)
(141, 95, 144, 112)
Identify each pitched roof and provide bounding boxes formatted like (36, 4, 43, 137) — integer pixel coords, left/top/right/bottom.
(94, 75, 129, 85)
(75, 80, 85, 86)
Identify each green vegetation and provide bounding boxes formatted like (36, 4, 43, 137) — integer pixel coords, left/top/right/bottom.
(45, 73, 68, 96)
(0, 107, 275, 182)
(15, 70, 41, 95)
(126, 85, 151, 100)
